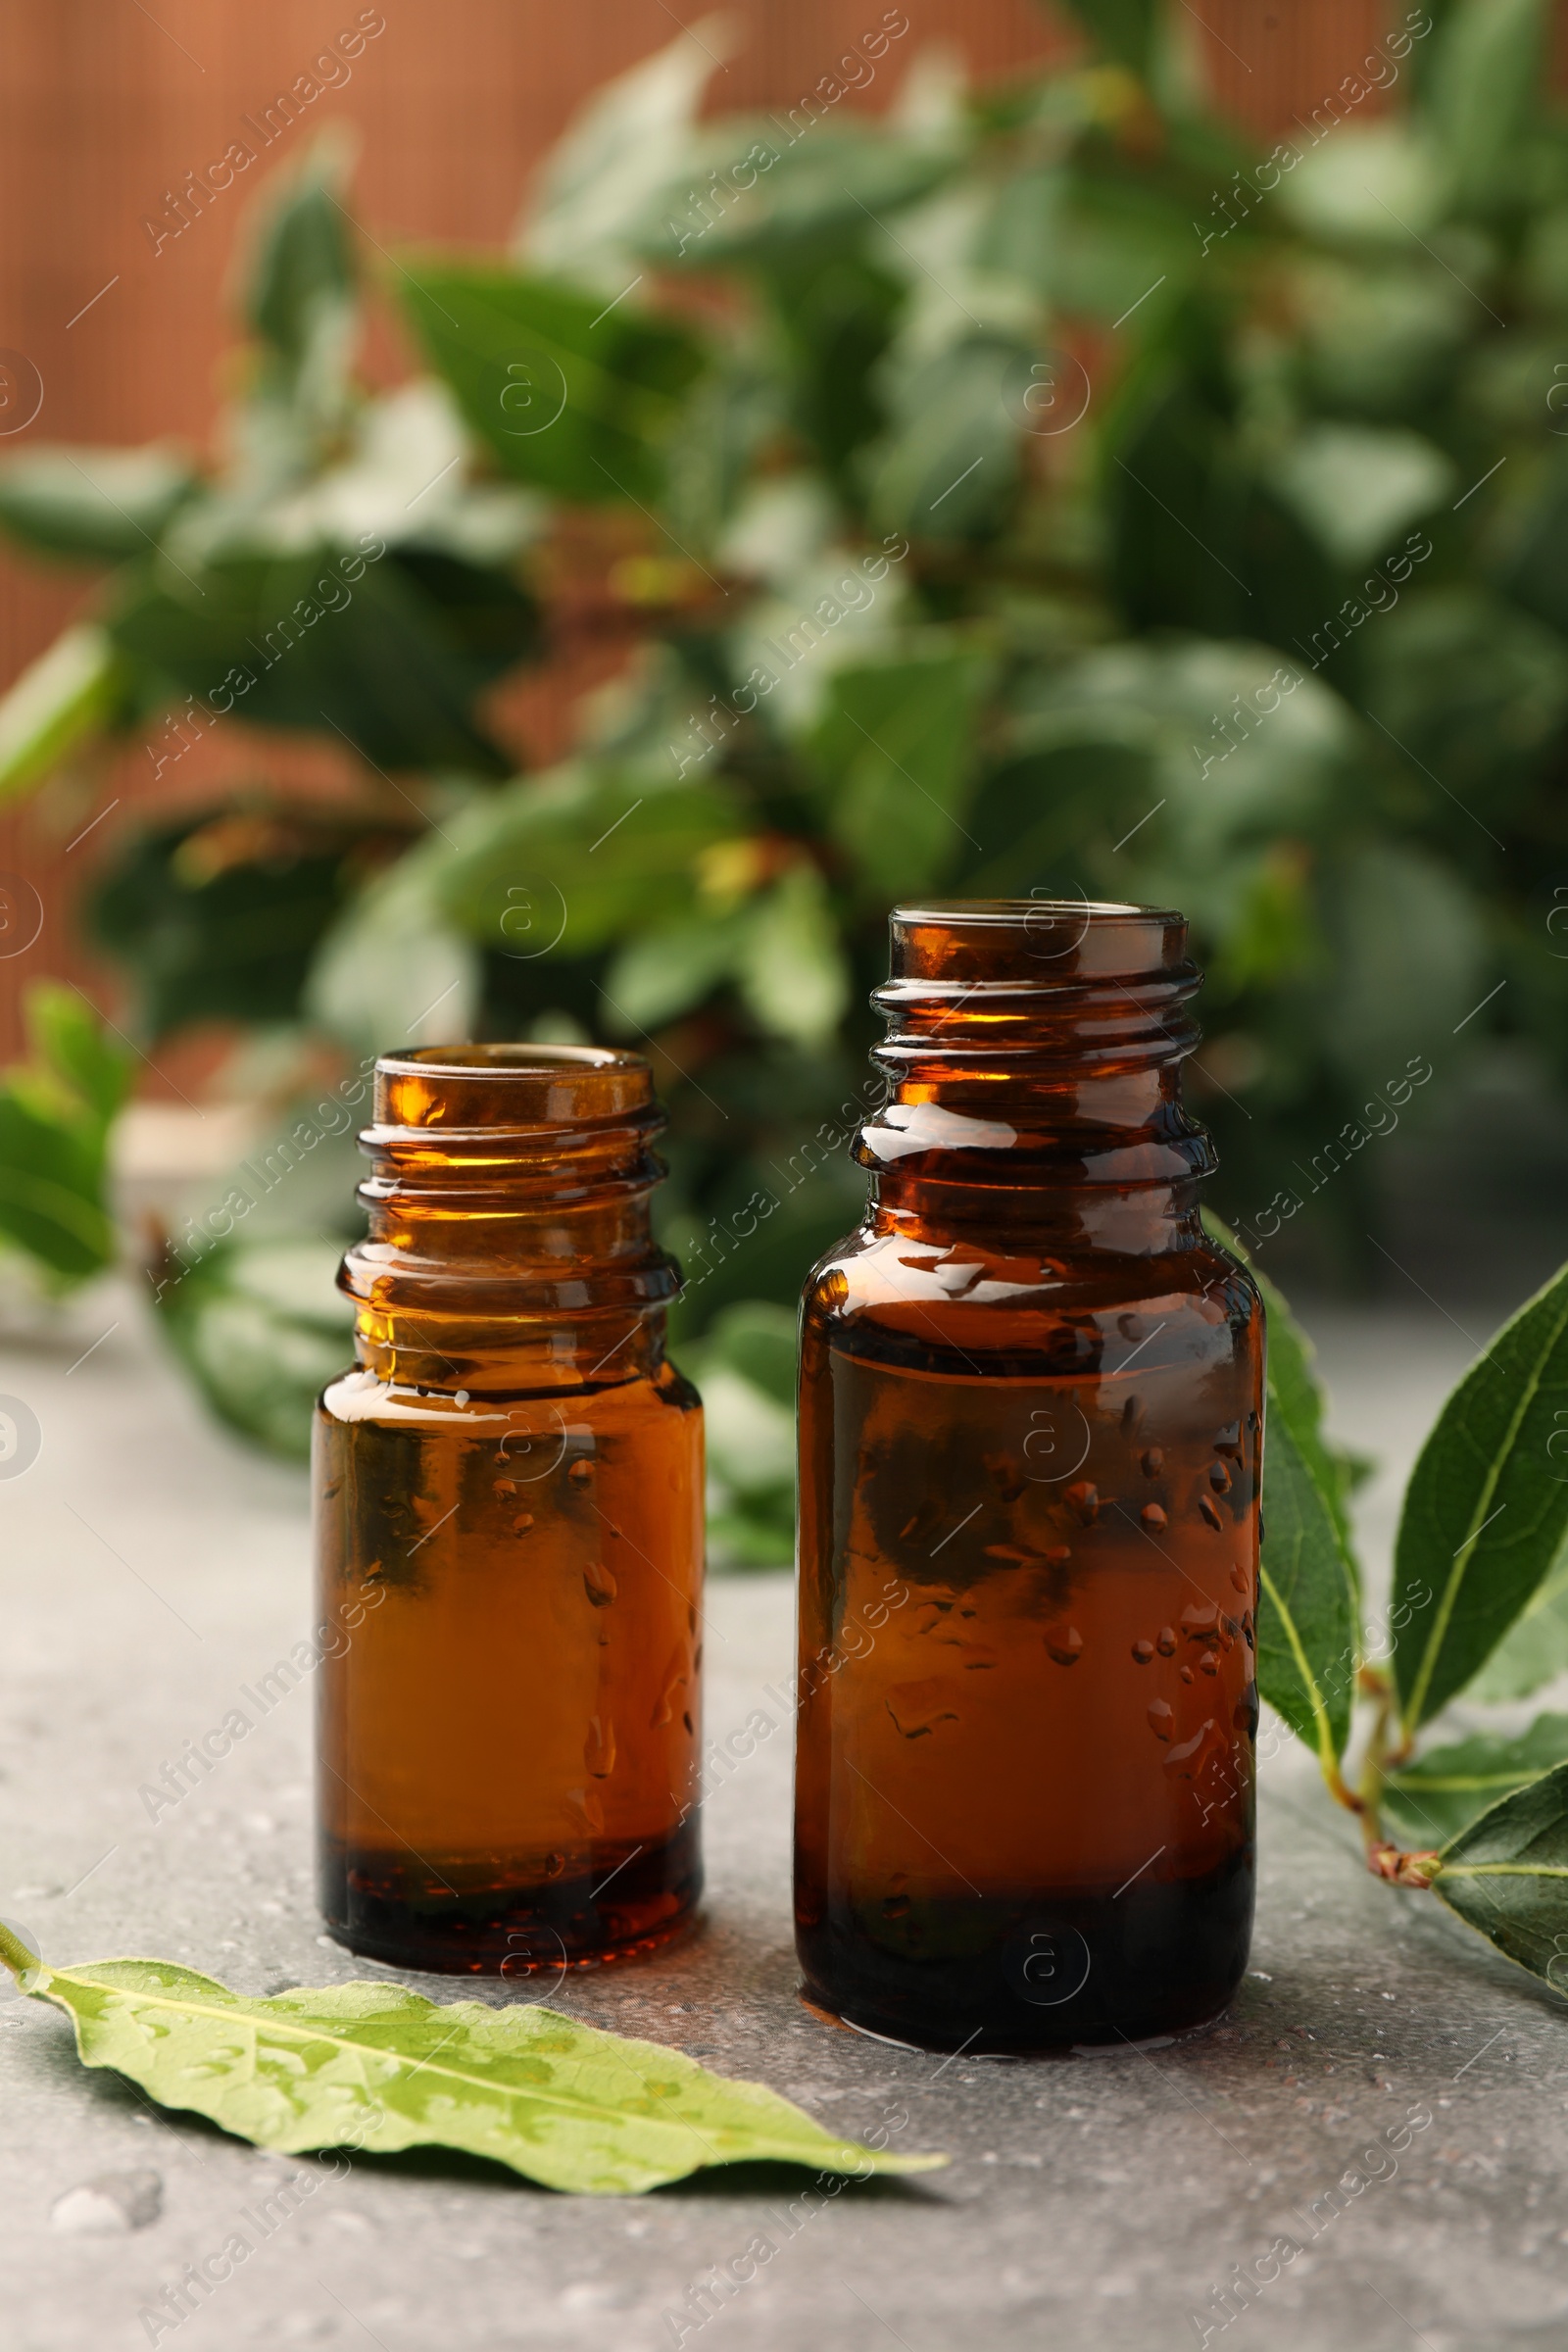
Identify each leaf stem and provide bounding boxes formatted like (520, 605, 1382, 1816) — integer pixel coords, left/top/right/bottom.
(1357, 1680, 1394, 1850)
(0, 1921, 42, 1985)
(1355, 1681, 1429, 1882)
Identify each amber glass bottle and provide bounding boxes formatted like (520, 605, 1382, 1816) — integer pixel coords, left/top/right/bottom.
(795, 902, 1262, 2051)
(316, 1046, 704, 1974)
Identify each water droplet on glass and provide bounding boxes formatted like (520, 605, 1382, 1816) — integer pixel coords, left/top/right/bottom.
(1230, 1560, 1250, 1594)
(1156, 1626, 1176, 1657)
(1214, 1424, 1242, 1458)
(1141, 1448, 1163, 1478)
(1131, 1639, 1155, 1665)
(1121, 1394, 1141, 1434)
(1180, 1665, 1195, 1685)
(583, 1560, 617, 1607)
(494, 1478, 516, 1499)
(1141, 1503, 1167, 1532)
(568, 1458, 595, 1487)
(1182, 1602, 1219, 1641)
(1118, 1313, 1146, 1341)
(653, 1670, 688, 1727)
(1209, 1460, 1232, 1494)
(1148, 1700, 1174, 1740)
(577, 1787, 606, 1833)
(1199, 1494, 1224, 1530)
(886, 1679, 962, 1739)
(584, 1717, 616, 1778)
(545, 1851, 565, 1880)
(512, 1514, 534, 1536)
(882, 1894, 911, 1920)
(1044, 1626, 1083, 1667)
(987, 1452, 1025, 1502)
(1165, 1717, 1225, 1779)
(1065, 1481, 1099, 1527)
(1200, 1653, 1219, 1676)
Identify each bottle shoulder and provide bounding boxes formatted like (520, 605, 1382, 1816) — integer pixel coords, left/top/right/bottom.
(318, 1356, 702, 1433)
(802, 1227, 1260, 1367)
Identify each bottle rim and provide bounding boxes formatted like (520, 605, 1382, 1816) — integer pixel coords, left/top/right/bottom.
(893, 897, 1183, 924)
(377, 1042, 649, 1082)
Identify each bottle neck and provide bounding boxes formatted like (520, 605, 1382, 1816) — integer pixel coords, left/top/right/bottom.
(858, 901, 1216, 1256)
(340, 1047, 680, 1393)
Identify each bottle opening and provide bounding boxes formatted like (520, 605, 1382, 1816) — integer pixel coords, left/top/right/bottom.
(373, 1044, 654, 1132)
(896, 898, 1163, 920)
(890, 898, 1190, 985)
(384, 1044, 638, 1076)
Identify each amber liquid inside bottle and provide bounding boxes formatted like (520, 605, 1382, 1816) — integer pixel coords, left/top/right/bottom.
(316, 1046, 704, 1974)
(795, 903, 1262, 2051)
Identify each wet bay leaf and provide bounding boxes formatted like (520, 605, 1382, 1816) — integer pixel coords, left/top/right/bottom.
(1392, 1260, 1568, 1732)
(1256, 1412, 1358, 1775)
(1245, 1241, 1360, 1580)
(0, 1932, 943, 2195)
(1202, 1209, 1361, 1761)
(1431, 1758, 1568, 1991)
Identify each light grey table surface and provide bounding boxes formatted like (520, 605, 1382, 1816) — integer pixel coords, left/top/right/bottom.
(2, 1283, 1565, 2352)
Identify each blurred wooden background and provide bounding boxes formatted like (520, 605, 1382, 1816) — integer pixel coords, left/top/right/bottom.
(0, 0, 1393, 1062)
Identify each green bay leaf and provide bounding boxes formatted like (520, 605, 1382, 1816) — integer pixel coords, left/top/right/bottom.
(0, 1933, 944, 2195)
(1244, 1242, 1360, 1586)
(1467, 1535, 1568, 1702)
(1383, 1712, 1568, 1847)
(1256, 1411, 1358, 1777)
(1431, 1758, 1568, 1990)
(1201, 1210, 1361, 1773)
(1392, 1259, 1568, 1732)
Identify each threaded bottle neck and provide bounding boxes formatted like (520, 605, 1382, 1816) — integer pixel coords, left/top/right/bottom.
(859, 900, 1215, 1238)
(341, 1045, 680, 1390)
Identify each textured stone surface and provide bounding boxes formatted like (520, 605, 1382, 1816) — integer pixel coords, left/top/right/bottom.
(2, 1286, 1566, 2351)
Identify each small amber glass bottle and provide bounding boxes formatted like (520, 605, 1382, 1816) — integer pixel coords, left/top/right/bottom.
(795, 902, 1262, 2051)
(316, 1046, 704, 1974)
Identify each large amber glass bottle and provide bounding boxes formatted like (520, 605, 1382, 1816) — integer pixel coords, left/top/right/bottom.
(795, 903, 1262, 2051)
(316, 1046, 704, 1974)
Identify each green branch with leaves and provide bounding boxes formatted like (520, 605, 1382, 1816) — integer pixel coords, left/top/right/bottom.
(1224, 1209, 1568, 1994)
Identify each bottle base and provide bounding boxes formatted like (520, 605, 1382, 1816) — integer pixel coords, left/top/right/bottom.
(801, 1985, 1234, 2058)
(795, 1846, 1252, 2055)
(318, 1822, 702, 1976)
(323, 1909, 699, 1977)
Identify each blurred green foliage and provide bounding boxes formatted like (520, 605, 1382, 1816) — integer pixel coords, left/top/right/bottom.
(0, 986, 129, 1286)
(2, 1, 1567, 1536)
